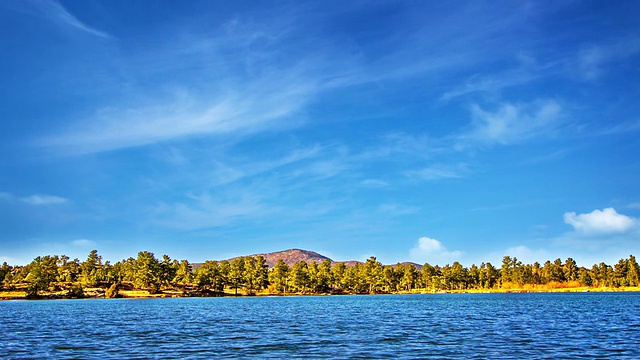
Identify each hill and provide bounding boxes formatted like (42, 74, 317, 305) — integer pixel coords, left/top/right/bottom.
(199, 249, 418, 269)
(236, 249, 420, 269)
(245, 248, 333, 267)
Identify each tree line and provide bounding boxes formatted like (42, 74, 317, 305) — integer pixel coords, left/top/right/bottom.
(1, 250, 639, 297)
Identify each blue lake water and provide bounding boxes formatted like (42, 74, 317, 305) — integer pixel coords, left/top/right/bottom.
(1, 293, 640, 359)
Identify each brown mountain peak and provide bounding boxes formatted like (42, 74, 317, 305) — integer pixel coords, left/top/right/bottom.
(249, 248, 333, 267)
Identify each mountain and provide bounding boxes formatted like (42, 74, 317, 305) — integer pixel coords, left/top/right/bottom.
(246, 248, 333, 267)
(218, 248, 419, 269)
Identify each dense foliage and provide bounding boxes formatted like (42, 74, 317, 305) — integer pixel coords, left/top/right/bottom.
(2, 251, 639, 297)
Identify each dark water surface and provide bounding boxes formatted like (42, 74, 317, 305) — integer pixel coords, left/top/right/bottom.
(2, 293, 640, 359)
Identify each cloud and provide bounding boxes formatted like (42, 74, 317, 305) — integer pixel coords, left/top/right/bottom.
(72, 239, 97, 247)
(516, 208, 640, 265)
(19, 0, 111, 39)
(457, 99, 562, 148)
(628, 202, 640, 209)
(409, 237, 462, 264)
(0, 256, 27, 266)
(378, 204, 419, 216)
(40, 76, 313, 155)
(576, 37, 640, 81)
(21, 195, 68, 206)
(150, 191, 270, 230)
(360, 179, 389, 188)
(210, 145, 325, 186)
(598, 119, 640, 136)
(440, 67, 538, 102)
(503, 245, 550, 264)
(408, 163, 468, 181)
(564, 208, 638, 236)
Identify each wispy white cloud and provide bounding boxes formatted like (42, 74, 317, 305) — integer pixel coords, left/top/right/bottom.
(21, 194, 68, 206)
(409, 237, 462, 264)
(40, 75, 314, 155)
(1, 192, 69, 205)
(503, 245, 551, 264)
(0, 256, 27, 266)
(564, 208, 638, 236)
(471, 200, 545, 212)
(408, 163, 468, 181)
(598, 119, 640, 135)
(210, 145, 324, 186)
(627, 202, 640, 209)
(19, 0, 111, 39)
(360, 179, 390, 188)
(521, 148, 575, 165)
(150, 191, 270, 231)
(442, 36, 640, 102)
(440, 60, 544, 102)
(378, 204, 420, 216)
(576, 37, 640, 81)
(457, 99, 563, 148)
(72, 239, 97, 247)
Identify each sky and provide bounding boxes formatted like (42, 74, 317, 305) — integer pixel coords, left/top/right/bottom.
(1, 1, 639, 267)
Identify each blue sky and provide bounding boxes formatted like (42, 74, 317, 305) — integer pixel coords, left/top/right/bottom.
(1, 1, 639, 267)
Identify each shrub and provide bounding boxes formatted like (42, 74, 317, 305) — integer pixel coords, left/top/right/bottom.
(105, 283, 120, 298)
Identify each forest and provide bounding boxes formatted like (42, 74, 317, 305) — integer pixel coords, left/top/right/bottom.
(1, 250, 639, 299)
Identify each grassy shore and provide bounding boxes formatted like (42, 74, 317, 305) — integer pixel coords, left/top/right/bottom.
(2, 284, 640, 300)
(425, 286, 640, 294)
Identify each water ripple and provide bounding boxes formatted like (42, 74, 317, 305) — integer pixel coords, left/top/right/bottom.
(1, 293, 640, 358)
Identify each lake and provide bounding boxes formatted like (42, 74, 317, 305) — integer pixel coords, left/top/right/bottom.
(1, 293, 639, 359)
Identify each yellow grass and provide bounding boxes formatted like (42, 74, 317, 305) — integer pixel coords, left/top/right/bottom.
(442, 285, 640, 294)
(0, 290, 27, 298)
(2, 284, 640, 300)
(118, 290, 168, 298)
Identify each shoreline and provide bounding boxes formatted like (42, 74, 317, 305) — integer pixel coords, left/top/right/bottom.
(2, 286, 639, 301)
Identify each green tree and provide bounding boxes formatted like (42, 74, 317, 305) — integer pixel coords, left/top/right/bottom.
(159, 255, 176, 286)
(317, 260, 333, 293)
(195, 260, 215, 290)
(243, 256, 259, 294)
(331, 263, 346, 291)
(627, 255, 640, 286)
(81, 250, 103, 286)
(421, 263, 438, 291)
(363, 257, 383, 293)
(133, 251, 161, 292)
(25, 255, 59, 297)
(383, 266, 399, 292)
(400, 264, 419, 291)
(229, 257, 246, 295)
(254, 256, 269, 292)
(591, 262, 613, 287)
(173, 260, 194, 287)
(269, 260, 289, 293)
(614, 258, 629, 287)
(563, 257, 578, 282)
(291, 261, 310, 293)
(551, 259, 566, 282)
(468, 264, 481, 289)
(3, 270, 15, 289)
(480, 262, 499, 289)
(345, 263, 366, 293)
(115, 257, 137, 283)
(0, 262, 12, 288)
(443, 262, 468, 290)
(218, 260, 230, 291)
(530, 262, 542, 285)
(578, 267, 593, 286)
